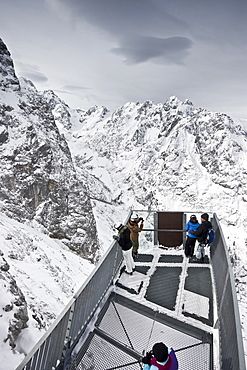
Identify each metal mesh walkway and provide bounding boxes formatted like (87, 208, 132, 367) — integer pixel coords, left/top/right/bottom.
(75, 301, 211, 369)
(69, 250, 214, 370)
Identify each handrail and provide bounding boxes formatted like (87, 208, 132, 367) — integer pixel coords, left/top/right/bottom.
(142, 228, 187, 232)
(15, 240, 124, 370)
(15, 209, 132, 370)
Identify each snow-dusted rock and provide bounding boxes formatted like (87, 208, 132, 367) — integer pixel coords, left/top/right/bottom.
(0, 39, 20, 92)
(0, 251, 28, 350)
(0, 38, 99, 261)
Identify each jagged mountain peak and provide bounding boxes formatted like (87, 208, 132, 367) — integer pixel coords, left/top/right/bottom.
(19, 77, 38, 94)
(53, 93, 246, 232)
(0, 38, 20, 92)
(0, 39, 100, 262)
(49, 94, 246, 198)
(164, 95, 193, 108)
(42, 89, 69, 108)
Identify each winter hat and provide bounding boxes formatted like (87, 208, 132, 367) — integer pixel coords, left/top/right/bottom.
(152, 342, 168, 362)
(130, 215, 138, 222)
(190, 214, 196, 219)
(201, 213, 209, 221)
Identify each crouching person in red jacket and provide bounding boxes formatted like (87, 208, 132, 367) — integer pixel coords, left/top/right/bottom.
(142, 342, 178, 370)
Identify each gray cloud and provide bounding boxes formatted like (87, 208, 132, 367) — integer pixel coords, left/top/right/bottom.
(62, 85, 91, 91)
(3, 0, 245, 119)
(60, 0, 189, 36)
(111, 35, 193, 65)
(57, 0, 191, 64)
(22, 72, 48, 82)
(15, 61, 48, 82)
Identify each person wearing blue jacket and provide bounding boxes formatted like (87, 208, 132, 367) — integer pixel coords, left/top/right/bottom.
(185, 215, 200, 257)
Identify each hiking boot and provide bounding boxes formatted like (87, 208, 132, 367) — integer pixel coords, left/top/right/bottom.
(120, 266, 126, 276)
(192, 257, 199, 263)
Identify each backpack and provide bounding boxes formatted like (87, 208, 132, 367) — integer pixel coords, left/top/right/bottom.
(206, 228, 214, 244)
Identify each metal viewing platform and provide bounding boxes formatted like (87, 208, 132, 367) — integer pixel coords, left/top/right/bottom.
(16, 211, 246, 370)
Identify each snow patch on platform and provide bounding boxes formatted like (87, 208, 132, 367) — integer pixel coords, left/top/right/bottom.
(183, 290, 209, 319)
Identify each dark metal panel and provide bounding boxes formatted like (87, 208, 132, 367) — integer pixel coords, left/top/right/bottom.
(145, 266, 182, 310)
(158, 212, 183, 247)
(158, 255, 183, 263)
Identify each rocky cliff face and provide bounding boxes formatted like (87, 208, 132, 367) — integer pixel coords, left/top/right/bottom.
(0, 38, 20, 91)
(0, 37, 100, 357)
(0, 38, 99, 261)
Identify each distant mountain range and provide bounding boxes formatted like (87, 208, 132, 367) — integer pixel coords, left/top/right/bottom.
(0, 37, 246, 367)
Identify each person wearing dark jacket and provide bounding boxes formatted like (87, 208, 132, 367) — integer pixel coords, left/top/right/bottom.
(191, 213, 212, 262)
(115, 224, 135, 275)
(142, 342, 178, 370)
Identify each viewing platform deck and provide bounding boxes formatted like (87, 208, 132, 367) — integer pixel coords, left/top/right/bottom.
(70, 248, 215, 369)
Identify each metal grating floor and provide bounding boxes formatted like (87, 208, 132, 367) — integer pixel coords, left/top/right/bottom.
(183, 267, 213, 326)
(76, 335, 141, 370)
(145, 266, 182, 310)
(72, 250, 215, 370)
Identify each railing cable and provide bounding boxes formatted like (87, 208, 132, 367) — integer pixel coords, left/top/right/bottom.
(144, 310, 157, 355)
(112, 301, 134, 350)
(175, 341, 205, 352)
(112, 301, 142, 369)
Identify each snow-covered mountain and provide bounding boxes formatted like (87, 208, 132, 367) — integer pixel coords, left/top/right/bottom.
(0, 37, 247, 368)
(0, 39, 99, 261)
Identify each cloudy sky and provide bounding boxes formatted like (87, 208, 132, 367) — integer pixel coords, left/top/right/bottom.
(0, 0, 246, 119)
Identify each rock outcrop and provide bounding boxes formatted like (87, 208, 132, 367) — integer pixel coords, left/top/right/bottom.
(0, 251, 28, 350)
(0, 38, 99, 261)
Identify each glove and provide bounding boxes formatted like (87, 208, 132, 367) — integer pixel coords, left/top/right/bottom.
(140, 217, 144, 222)
(113, 235, 119, 240)
(142, 351, 153, 365)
